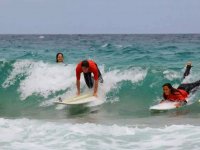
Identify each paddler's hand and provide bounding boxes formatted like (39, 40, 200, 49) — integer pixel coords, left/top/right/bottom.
(93, 92, 98, 97)
(175, 103, 181, 108)
(160, 100, 165, 103)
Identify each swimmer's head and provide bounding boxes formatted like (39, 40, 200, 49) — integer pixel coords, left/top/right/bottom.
(56, 53, 64, 63)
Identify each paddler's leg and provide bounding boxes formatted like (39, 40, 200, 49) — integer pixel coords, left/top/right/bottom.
(183, 62, 192, 78)
(83, 72, 94, 88)
(186, 80, 200, 93)
(178, 80, 200, 94)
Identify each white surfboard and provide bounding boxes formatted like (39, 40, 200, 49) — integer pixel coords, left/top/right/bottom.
(150, 100, 186, 111)
(54, 93, 97, 105)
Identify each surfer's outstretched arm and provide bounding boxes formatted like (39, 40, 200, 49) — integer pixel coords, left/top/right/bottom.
(93, 80, 98, 97)
(183, 62, 192, 79)
(76, 80, 81, 96)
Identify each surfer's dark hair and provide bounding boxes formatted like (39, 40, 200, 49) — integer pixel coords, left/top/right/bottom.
(81, 60, 89, 68)
(162, 83, 180, 99)
(56, 53, 64, 62)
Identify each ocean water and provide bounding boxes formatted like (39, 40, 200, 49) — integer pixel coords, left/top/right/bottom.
(1, 34, 200, 149)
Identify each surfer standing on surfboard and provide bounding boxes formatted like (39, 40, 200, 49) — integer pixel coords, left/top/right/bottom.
(161, 62, 200, 106)
(76, 60, 103, 97)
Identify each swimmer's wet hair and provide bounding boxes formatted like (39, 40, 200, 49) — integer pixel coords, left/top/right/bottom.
(56, 53, 64, 62)
(81, 60, 89, 68)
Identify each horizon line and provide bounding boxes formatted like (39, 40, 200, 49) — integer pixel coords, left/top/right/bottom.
(0, 33, 200, 35)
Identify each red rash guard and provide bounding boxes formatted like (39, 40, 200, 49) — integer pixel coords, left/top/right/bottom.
(76, 60, 99, 81)
(163, 89, 188, 102)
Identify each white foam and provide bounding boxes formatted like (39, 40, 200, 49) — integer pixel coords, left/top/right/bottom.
(19, 63, 76, 100)
(102, 68, 147, 93)
(101, 43, 109, 48)
(38, 35, 45, 39)
(2, 60, 33, 88)
(87, 67, 147, 106)
(0, 118, 200, 150)
(2, 60, 76, 100)
(163, 70, 181, 81)
(3, 61, 147, 107)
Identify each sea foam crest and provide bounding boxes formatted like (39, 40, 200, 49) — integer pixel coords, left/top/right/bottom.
(163, 70, 181, 81)
(2, 60, 75, 100)
(2, 60, 147, 102)
(0, 118, 200, 150)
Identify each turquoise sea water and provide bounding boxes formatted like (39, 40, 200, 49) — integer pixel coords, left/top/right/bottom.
(1, 34, 200, 149)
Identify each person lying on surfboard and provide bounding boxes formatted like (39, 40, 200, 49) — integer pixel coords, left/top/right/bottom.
(56, 53, 64, 63)
(76, 60, 103, 97)
(161, 62, 200, 106)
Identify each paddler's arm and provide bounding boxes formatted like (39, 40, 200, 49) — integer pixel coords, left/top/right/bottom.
(76, 80, 81, 96)
(93, 80, 98, 97)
